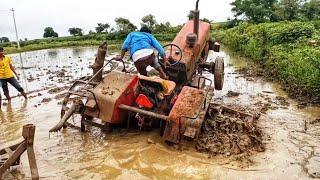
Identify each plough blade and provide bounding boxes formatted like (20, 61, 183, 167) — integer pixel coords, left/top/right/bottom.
(49, 104, 77, 132)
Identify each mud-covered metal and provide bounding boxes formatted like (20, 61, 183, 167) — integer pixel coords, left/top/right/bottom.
(164, 20, 211, 83)
(163, 86, 206, 143)
(85, 71, 139, 124)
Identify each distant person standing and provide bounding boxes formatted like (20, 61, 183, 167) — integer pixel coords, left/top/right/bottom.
(0, 47, 27, 103)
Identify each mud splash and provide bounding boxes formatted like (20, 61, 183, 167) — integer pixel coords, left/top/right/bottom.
(0, 47, 319, 179)
(197, 104, 265, 158)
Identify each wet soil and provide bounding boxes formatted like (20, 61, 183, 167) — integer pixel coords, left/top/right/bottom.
(0, 47, 319, 179)
(197, 104, 265, 158)
(235, 61, 320, 105)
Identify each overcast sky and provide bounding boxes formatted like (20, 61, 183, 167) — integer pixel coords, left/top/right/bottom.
(0, 0, 234, 40)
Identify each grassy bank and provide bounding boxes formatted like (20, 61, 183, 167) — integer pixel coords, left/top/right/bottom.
(2, 32, 177, 54)
(213, 21, 320, 103)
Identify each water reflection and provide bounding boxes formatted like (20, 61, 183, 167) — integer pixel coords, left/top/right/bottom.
(0, 109, 4, 124)
(0, 99, 28, 143)
(6, 101, 14, 121)
(47, 50, 58, 59)
(72, 48, 82, 57)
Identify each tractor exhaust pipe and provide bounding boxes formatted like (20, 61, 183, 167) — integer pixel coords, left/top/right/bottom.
(193, 0, 200, 37)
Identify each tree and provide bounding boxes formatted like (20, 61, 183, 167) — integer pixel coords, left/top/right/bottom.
(109, 27, 115, 33)
(300, 0, 320, 20)
(114, 17, 137, 34)
(43, 27, 58, 38)
(201, 18, 212, 24)
(95, 23, 110, 33)
(0, 37, 10, 43)
(68, 27, 83, 36)
(188, 10, 194, 20)
(230, 0, 278, 23)
(141, 14, 157, 31)
(276, 0, 302, 21)
(154, 22, 171, 33)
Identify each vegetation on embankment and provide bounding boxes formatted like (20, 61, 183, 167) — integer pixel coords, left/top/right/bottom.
(213, 21, 320, 102)
(3, 32, 177, 54)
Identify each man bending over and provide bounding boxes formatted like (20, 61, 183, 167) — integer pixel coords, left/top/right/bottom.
(113, 26, 169, 79)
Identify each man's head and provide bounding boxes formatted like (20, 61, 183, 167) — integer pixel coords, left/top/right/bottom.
(0, 47, 4, 57)
(140, 26, 152, 34)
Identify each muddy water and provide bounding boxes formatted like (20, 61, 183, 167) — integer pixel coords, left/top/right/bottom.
(0, 47, 319, 179)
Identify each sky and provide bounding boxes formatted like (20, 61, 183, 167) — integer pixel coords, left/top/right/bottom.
(0, 0, 234, 40)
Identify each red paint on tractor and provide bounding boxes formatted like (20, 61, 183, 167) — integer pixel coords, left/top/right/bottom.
(135, 94, 154, 109)
(111, 75, 139, 124)
(165, 20, 211, 82)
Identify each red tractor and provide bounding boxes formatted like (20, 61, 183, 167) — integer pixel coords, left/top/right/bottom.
(50, 0, 224, 144)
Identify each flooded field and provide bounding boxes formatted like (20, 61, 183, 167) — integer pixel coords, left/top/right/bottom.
(0, 46, 319, 179)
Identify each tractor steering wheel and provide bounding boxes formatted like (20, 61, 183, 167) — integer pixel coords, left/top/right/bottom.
(157, 43, 183, 67)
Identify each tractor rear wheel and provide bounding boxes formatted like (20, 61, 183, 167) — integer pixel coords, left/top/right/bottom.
(214, 57, 224, 90)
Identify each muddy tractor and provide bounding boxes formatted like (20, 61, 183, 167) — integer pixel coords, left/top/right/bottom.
(50, 0, 224, 144)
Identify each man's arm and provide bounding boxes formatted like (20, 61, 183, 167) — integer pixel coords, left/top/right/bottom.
(118, 49, 126, 59)
(9, 64, 19, 79)
(150, 35, 165, 58)
(113, 33, 131, 60)
(149, 35, 169, 67)
(121, 33, 132, 53)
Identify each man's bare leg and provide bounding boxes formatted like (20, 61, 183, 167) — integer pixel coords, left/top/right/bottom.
(156, 67, 169, 80)
(4, 92, 11, 101)
(21, 90, 27, 99)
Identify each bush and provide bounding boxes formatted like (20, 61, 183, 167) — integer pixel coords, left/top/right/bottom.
(213, 21, 320, 99)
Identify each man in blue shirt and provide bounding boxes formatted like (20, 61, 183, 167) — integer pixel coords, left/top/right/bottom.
(113, 26, 168, 79)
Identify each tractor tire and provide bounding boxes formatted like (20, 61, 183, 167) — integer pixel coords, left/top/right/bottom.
(214, 57, 224, 90)
(103, 122, 113, 133)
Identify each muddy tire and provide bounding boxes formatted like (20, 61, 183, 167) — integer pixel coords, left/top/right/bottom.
(103, 122, 113, 133)
(160, 120, 166, 137)
(214, 57, 224, 90)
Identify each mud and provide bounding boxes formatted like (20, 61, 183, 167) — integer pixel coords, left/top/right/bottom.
(0, 47, 319, 179)
(48, 86, 69, 94)
(41, 98, 52, 103)
(197, 104, 265, 158)
(226, 90, 240, 97)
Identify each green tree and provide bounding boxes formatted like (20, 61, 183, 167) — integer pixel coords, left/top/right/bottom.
(95, 23, 110, 33)
(43, 27, 58, 38)
(68, 27, 83, 36)
(300, 0, 320, 20)
(188, 10, 194, 20)
(109, 27, 115, 33)
(141, 14, 157, 31)
(276, 0, 302, 21)
(114, 17, 137, 34)
(0, 37, 10, 43)
(154, 22, 171, 33)
(231, 0, 278, 23)
(201, 18, 212, 24)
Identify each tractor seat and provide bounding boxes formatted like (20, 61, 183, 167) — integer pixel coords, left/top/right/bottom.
(138, 75, 176, 96)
